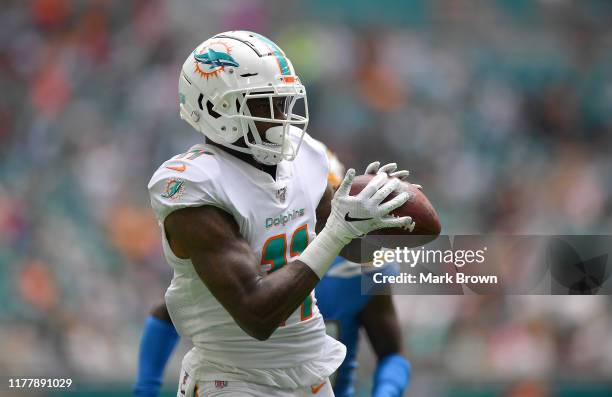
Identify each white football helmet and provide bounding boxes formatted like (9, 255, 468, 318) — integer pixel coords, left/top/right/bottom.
(179, 31, 308, 165)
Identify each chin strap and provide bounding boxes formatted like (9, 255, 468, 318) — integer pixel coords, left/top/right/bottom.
(249, 125, 297, 165)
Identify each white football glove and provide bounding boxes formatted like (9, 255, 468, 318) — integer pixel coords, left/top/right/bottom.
(365, 161, 422, 190)
(327, 168, 413, 241)
(298, 166, 413, 278)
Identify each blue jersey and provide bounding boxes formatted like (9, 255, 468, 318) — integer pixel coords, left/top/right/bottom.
(315, 258, 397, 397)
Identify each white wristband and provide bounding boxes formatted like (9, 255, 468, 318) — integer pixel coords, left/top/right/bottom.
(297, 224, 351, 279)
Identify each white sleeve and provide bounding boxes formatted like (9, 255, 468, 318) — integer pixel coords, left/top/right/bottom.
(147, 158, 226, 223)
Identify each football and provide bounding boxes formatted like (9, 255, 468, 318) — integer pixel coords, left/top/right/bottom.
(349, 174, 441, 246)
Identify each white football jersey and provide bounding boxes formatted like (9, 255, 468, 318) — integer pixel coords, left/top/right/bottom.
(147, 132, 346, 389)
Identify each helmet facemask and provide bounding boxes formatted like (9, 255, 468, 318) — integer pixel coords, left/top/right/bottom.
(220, 84, 308, 165)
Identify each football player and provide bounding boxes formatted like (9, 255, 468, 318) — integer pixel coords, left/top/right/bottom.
(145, 30, 414, 397)
(135, 155, 411, 397)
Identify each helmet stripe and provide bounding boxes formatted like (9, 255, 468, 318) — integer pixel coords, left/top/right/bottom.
(251, 33, 291, 75)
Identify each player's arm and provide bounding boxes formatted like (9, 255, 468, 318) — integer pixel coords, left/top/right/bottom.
(134, 302, 179, 397)
(359, 292, 411, 397)
(165, 169, 411, 341)
(165, 205, 316, 341)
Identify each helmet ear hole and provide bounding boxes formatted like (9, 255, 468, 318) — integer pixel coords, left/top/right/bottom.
(206, 100, 221, 119)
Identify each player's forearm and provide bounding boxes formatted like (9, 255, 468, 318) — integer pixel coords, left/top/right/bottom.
(217, 222, 349, 340)
(235, 261, 319, 340)
(228, 223, 353, 339)
(192, 247, 321, 341)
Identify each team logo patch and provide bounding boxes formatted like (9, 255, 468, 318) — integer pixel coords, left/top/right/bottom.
(193, 41, 239, 79)
(161, 178, 186, 200)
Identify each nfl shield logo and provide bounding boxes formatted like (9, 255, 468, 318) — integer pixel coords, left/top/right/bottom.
(214, 380, 228, 389)
(276, 187, 287, 203)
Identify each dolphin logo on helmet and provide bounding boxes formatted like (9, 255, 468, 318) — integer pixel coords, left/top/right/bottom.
(194, 48, 240, 69)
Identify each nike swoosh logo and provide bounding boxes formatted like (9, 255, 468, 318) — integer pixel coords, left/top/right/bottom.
(166, 164, 186, 172)
(310, 382, 325, 394)
(344, 212, 373, 222)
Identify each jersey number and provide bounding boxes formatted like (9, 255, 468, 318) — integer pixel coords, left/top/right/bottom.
(260, 224, 313, 322)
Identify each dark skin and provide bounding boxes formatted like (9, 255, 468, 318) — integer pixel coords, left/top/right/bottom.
(165, 205, 320, 341)
(163, 97, 362, 340)
(149, 290, 403, 363)
(359, 292, 403, 360)
(150, 301, 173, 323)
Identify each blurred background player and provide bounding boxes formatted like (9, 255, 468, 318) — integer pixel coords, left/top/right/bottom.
(134, 152, 411, 397)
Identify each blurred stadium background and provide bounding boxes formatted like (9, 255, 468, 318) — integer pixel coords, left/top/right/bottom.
(1, 0, 612, 396)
